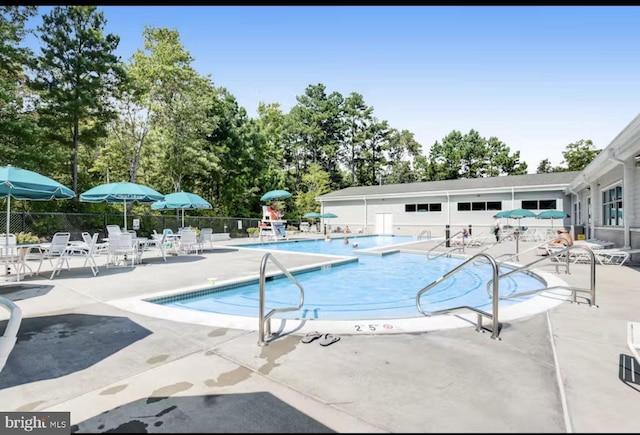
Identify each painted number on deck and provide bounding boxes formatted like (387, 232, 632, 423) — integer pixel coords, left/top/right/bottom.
(354, 324, 390, 332)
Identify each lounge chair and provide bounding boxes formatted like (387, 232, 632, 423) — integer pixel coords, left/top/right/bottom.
(593, 248, 640, 267)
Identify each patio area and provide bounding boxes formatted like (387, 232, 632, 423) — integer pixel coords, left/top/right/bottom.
(0, 236, 639, 432)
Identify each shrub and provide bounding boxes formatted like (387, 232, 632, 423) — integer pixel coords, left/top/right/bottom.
(15, 231, 40, 244)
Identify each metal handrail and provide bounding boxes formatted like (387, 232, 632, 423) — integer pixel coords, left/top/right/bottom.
(0, 296, 22, 373)
(487, 245, 597, 306)
(257, 253, 305, 346)
(492, 236, 559, 263)
(416, 253, 501, 340)
(417, 229, 432, 240)
(426, 230, 464, 260)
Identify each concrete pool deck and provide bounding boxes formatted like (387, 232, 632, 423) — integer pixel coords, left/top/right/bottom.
(1, 234, 639, 432)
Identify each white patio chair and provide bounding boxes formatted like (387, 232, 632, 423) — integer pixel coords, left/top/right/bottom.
(177, 230, 200, 255)
(0, 234, 25, 281)
(106, 232, 136, 268)
(198, 228, 214, 250)
(36, 232, 71, 279)
(79, 232, 100, 276)
(106, 225, 121, 237)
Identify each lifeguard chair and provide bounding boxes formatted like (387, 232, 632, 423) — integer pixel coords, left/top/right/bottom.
(259, 205, 287, 241)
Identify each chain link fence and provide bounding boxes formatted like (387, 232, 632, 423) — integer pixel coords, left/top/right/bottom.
(0, 212, 271, 241)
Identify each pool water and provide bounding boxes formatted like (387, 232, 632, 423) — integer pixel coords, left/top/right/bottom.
(157, 236, 546, 320)
(244, 235, 416, 256)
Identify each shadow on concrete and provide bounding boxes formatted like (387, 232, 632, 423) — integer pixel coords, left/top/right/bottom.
(71, 391, 335, 433)
(0, 313, 151, 389)
(619, 353, 640, 392)
(0, 283, 54, 301)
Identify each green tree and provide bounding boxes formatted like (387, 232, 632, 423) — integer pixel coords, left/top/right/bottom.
(342, 92, 373, 185)
(32, 6, 124, 194)
(536, 158, 554, 173)
(128, 26, 216, 193)
(561, 139, 600, 171)
(384, 129, 422, 184)
(0, 6, 40, 168)
(295, 163, 330, 215)
(427, 130, 526, 180)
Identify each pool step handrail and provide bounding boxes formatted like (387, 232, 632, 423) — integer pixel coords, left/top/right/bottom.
(0, 296, 22, 373)
(257, 252, 305, 346)
(486, 244, 597, 307)
(416, 252, 501, 340)
(426, 230, 465, 260)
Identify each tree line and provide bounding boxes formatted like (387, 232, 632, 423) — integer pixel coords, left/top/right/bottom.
(0, 6, 601, 219)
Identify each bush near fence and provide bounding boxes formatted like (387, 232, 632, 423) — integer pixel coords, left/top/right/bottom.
(0, 212, 284, 241)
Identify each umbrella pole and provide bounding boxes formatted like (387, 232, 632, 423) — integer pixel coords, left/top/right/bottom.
(5, 195, 9, 277)
(182, 209, 184, 228)
(123, 199, 127, 231)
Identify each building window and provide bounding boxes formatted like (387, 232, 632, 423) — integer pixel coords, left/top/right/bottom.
(602, 185, 623, 226)
(405, 204, 416, 212)
(458, 201, 501, 211)
(405, 203, 441, 212)
(522, 199, 557, 210)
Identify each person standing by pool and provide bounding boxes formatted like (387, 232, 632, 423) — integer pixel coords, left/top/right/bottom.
(492, 215, 501, 242)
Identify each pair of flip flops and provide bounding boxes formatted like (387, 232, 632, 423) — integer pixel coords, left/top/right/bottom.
(301, 331, 340, 346)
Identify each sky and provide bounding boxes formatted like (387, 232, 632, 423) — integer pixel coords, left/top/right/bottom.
(24, 6, 640, 172)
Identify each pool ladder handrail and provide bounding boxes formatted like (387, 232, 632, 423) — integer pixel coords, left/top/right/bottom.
(417, 229, 432, 240)
(416, 252, 501, 340)
(0, 296, 22, 373)
(484, 244, 597, 307)
(258, 252, 305, 346)
(426, 230, 465, 260)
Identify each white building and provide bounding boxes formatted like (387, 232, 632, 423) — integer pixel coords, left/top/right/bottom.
(317, 113, 640, 250)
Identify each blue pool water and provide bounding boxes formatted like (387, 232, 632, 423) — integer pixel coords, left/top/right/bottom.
(156, 236, 546, 320)
(244, 235, 417, 256)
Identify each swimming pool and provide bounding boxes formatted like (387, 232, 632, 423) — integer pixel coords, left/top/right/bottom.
(152, 236, 548, 321)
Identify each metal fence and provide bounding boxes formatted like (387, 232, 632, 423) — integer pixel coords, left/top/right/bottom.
(0, 212, 269, 241)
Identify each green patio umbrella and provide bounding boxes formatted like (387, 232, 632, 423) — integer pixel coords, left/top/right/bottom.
(303, 212, 322, 219)
(151, 191, 212, 228)
(536, 209, 569, 229)
(80, 181, 164, 231)
(0, 164, 75, 276)
(0, 165, 76, 237)
(260, 190, 292, 202)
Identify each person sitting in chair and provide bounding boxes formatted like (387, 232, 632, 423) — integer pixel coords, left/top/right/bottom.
(548, 228, 574, 247)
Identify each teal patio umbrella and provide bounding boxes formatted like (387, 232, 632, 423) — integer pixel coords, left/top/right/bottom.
(504, 208, 538, 220)
(495, 210, 511, 219)
(320, 212, 338, 235)
(260, 190, 292, 202)
(80, 181, 164, 231)
(151, 191, 212, 227)
(303, 212, 322, 219)
(536, 209, 569, 229)
(0, 165, 76, 236)
(0, 165, 75, 275)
